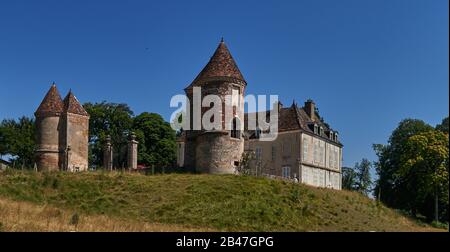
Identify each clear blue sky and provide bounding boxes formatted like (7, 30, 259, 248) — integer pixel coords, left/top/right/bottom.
(0, 0, 448, 168)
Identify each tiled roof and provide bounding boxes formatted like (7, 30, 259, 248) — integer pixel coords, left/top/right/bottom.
(187, 40, 246, 89)
(35, 84, 64, 115)
(63, 91, 89, 116)
(244, 102, 341, 144)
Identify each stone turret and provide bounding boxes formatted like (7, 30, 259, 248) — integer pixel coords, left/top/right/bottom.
(34, 83, 64, 171)
(183, 39, 246, 174)
(34, 84, 89, 171)
(62, 90, 90, 171)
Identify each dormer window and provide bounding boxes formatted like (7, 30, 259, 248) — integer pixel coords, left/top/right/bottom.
(330, 131, 334, 140)
(319, 126, 324, 136)
(335, 133, 338, 142)
(314, 124, 318, 134)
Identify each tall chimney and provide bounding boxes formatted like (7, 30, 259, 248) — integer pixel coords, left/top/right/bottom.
(304, 99, 316, 121)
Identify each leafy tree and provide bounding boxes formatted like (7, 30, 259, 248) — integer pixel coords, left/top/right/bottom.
(132, 112, 176, 168)
(354, 158, 372, 196)
(342, 166, 357, 191)
(373, 118, 449, 222)
(436, 117, 449, 133)
(83, 102, 134, 168)
(0, 117, 36, 166)
(399, 130, 449, 222)
(373, 119, 434, 211)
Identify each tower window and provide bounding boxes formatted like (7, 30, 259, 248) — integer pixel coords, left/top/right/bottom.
(231, 118, 240, 139)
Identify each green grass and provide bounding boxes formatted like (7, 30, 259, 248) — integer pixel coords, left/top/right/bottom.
(0, 170, 443, 231)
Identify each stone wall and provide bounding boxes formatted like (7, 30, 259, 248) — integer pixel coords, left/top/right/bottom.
(35, 115, 61, 171)
(64, 113, 89, 171)
(247, 130, 301, 178)
(183, 80, 245, 174)
(195, 130, 243, 174)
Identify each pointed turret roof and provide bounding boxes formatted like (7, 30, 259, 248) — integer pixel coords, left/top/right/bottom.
(63, 90, 89, 116)
(35, 83, 64, 115)
(187, 39, 246, 89)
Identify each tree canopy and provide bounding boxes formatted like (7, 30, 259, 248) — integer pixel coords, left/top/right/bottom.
(133, 112, 176, 168)
(373, 118, 449, 222)
(0, 116, 36, 166)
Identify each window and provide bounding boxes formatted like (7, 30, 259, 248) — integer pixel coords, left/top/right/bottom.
(313, 141, 319, 163)
(271, 145, 276, 161)
(231, 118, 240, 139)
(330, 131, 334, 140)
(303, 139, 308, 161)
(282, 166, 291, 179)
(318, 141, 323, 165)
(320, 127, 324, 136)
(335, 133, 338, 142)
(314, 124, 318, 134)
(329, 148, 334, 168)
(255, 146, 262, 161)
(255, 127, 262, 139)
(335, 149, 339, 168)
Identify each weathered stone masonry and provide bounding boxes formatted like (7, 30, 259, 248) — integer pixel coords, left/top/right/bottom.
(35, 84, 89, 171)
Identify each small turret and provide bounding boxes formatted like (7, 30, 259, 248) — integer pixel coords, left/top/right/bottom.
(34, 83, 64, 171)
(61, 90, 90, 171)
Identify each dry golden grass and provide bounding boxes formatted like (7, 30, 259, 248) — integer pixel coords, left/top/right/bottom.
(0, 197, 214, 232)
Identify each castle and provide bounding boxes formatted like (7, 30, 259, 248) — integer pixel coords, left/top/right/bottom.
(177, 40, 343, 189)
(34, 84, 89, 172)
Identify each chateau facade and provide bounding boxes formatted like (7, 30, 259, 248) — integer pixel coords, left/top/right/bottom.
(34, 84, 89, 172)
(177, 40, 343, 190)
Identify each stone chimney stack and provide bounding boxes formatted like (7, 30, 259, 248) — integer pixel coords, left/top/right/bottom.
(127, 132, 138, 170)
(103, 135, 113, 171)
(304, 99, 316, 121)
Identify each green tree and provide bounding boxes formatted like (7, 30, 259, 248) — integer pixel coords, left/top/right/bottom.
(0, 117, 36, 166)
(399, 130, 449, 222)
(373, 118, 449, 222)
(83, 102, 134, 168)
(373, 119, 434, 212)
(132, 112, 176, 168)
(436, 117, 449, 133)
(341, 166, 357, 191)
(354, 158, 372, 196)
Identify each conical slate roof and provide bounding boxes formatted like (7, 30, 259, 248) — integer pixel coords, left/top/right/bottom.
(188, 39, 246, 88)
(63, 90, 89, 116)
(35, 84, 64, 115)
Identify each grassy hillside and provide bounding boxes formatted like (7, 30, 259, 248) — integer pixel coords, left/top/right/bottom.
(0, 170, 442, 231)
(0, 197, 212, 231)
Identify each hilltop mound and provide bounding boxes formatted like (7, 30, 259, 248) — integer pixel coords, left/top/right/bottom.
(0, 170, 441, 231)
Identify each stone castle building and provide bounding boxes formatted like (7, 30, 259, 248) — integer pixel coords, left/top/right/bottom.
(177, 40, 343, 190)
(34, 84, 89, 172)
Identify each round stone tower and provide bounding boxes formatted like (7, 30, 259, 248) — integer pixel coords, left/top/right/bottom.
(184, 39, 246, 174)
(34, 83, 64, 171)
